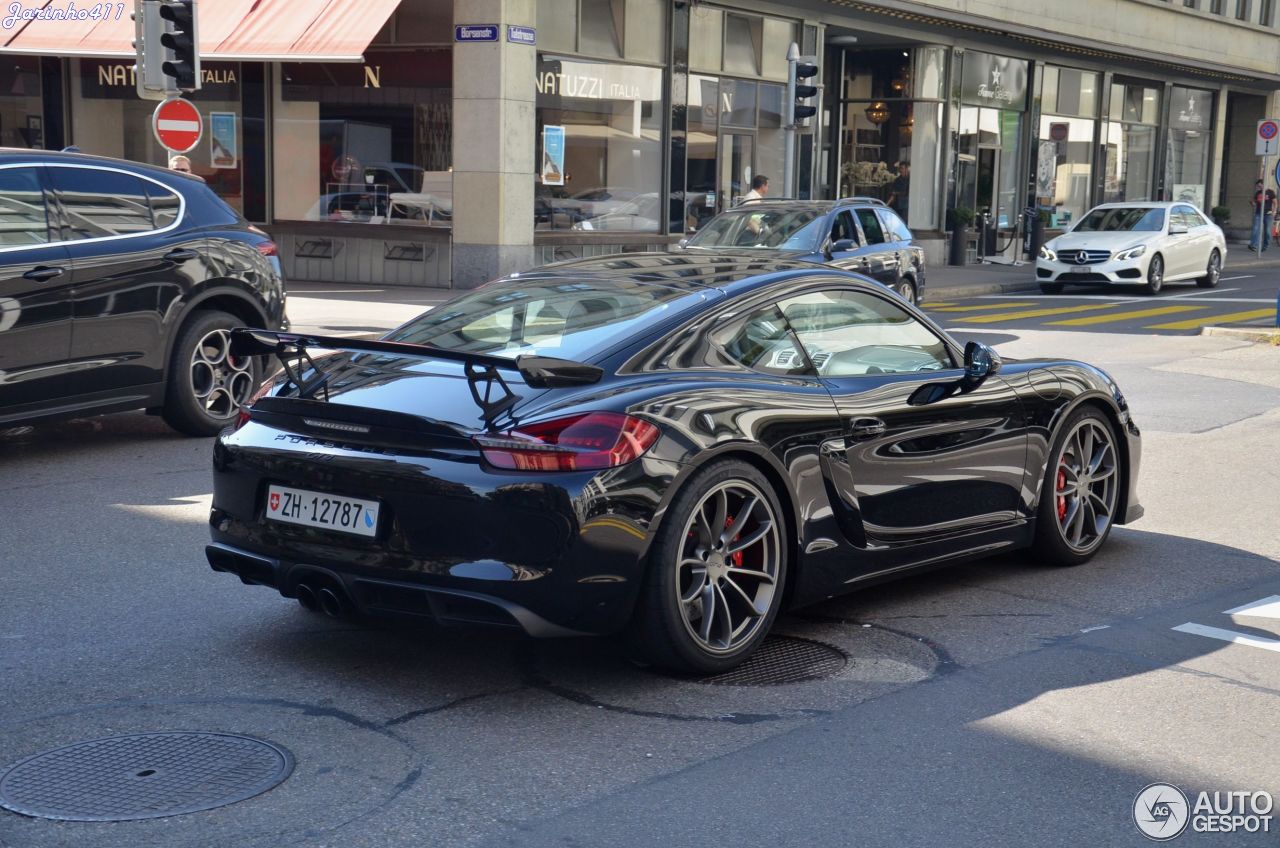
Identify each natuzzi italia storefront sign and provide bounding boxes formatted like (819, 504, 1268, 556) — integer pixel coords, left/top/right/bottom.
(960, 51, 1028, 109)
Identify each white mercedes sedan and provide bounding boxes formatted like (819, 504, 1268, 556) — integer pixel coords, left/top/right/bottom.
(1036, 202, 1226, 295)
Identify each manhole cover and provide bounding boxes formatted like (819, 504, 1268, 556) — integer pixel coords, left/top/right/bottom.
(697, 636, 848, 686)
(0, 731, 294, 822)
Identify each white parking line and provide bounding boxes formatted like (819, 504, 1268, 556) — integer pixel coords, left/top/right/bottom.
(1172, 622, 1280, 654)
(1219, 275, 1254, 281)
(974, 292, 1275, 304)
(1165, 287, 1241, 298)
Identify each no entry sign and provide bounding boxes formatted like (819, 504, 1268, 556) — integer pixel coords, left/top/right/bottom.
(153, 98, 202, 153)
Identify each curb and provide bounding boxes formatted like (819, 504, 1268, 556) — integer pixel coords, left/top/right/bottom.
(1201, 325, 1279, 342)
(925, 280, 1039, 301)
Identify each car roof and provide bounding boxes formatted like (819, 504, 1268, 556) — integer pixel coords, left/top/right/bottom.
(0, 147, 205, 185)
(499, 252, 871, 294)
(721, 197, 889, 212)
(1089, 201, 1180, 209)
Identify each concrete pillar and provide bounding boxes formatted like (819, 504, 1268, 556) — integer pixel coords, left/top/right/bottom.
(451, 0, 536, 289)
(1206, 84, 1229, 209)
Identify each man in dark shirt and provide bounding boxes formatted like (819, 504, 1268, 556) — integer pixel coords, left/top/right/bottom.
(1250, 179, 1265, 251)
(887, 162, 910, 219)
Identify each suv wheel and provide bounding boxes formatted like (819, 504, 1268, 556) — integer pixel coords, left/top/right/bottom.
(162, 310, 260, 436)
(895, 278, 917, 305)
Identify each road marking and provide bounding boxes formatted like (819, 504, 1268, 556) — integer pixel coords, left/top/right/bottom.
(928, 302, 1039, 312)
(1219, 275, 1253, 281)
(1166, 287, 1241, 298)
(1224, 595, 1280, 618)
(1172, 622, 1280, 654)
(943, 303, 1116, 323)
(921, 301, 956, 307)
(289, 288, 387, 294)
(1045, 305, 1205, 326)
(1145, 308, 1277, 330)
(975, 293, 1276, 303)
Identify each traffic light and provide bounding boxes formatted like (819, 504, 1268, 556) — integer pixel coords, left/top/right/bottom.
(159, 0, 200, 92)
(790, 56, 819, 124)
(132, 0, 167, 101)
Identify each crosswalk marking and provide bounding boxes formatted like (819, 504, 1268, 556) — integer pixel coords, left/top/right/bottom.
(920, 302, 955, 308)
(1145, 308, 1277, 330)
(944, 303, 1115, 324)
(1172, 622, 1280, 654)
(1045, 305, 1205, 326)
(929, 302, 1038, 312)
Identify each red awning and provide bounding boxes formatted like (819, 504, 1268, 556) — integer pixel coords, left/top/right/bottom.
(0, 0, 401, 61)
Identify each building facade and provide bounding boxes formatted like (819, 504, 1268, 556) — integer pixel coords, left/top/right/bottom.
(3, 0, 1279, 286)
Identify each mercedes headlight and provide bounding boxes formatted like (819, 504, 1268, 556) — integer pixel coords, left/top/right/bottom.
(1115, 245, 1146, 261)
(1038, 245, 1057, 261)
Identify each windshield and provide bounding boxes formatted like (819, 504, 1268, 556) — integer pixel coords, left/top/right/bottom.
(386, 280, 699, 361)
(1075, 207, 1165, 232)
(686, 208, 826, 251)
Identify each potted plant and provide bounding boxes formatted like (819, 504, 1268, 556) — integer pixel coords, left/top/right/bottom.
(1211, 205, 1232, 227)
(948, 207, 975, 266)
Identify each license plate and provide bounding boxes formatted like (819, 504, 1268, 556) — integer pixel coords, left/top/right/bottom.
(1075, 266, 1092, 274)
(265, 485, 380, 538)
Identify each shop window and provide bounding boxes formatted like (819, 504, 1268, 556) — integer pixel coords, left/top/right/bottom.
(689, 6, 723, 72)
(0, 168, 50, 246)
(724, 15, 762, 77)
(761, 19, 798, 80)
(274, 51, 451, 225)
(1103, 82, 1162, 203)
(535, 57, 665, 233)
(48, 168, 154, 239)
(0, 58, 44, 150)
(720, 79, 758, 128)
(1037, 67, 1099, 226)
(624, 0, 666, 64)
(1166, 87, 1213, 210)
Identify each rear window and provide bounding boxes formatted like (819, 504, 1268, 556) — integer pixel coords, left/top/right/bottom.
(386, 280, 701, 361)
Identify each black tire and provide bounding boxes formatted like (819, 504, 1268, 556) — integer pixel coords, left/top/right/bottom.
(1196, 249, 1222, 288)
(628, 460, 788, 674)
(895, 278, 917, 305)
(162, 309, 261, 437)
(1032, 406, 1121, 567)
(1142, 254, 1164, 295)
(1039, 282, 1064, 294)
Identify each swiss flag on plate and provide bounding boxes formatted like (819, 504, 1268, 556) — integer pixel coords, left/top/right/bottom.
(269, 492, 280, 511)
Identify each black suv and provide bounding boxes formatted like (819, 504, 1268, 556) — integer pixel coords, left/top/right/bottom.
(0, 150, 286, 436)
(680, 198, 927, 304)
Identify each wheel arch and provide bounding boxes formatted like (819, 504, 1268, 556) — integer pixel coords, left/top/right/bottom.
(642, 442, 805, 611)
(1042, 393, 1133, 526)
(160, 283, 271, 381)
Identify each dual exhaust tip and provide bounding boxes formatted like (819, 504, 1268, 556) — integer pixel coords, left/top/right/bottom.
(295, 581, 351, 618)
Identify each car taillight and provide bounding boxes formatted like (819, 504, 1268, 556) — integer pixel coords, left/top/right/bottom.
(233, 378, 277, 431)
(472, 412, 660, 472)
(255, 240, 278, 257)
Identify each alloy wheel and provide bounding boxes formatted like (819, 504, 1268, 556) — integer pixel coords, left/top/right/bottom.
(676, 480, 781, 654)
(1053, 418, 1119, 554)
(897, 280, 916, 304)
(189, 328, 255, 420)
(1205, 252, 1221, 286)
(1146, 255, 1163, 293)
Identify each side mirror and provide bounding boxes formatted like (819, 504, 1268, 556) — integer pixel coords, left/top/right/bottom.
(831, 238, 857, 253)
(963, 340, 1002, 387)
(677, 237, 689, 248)
(1169, 223, 1188, 236)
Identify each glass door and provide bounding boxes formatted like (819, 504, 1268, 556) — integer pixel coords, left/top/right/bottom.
(719, 133, 754, 210)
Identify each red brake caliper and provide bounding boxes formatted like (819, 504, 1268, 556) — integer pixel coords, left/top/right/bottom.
(1056, 468, 1067, 521)
(724, 515, 744, 566)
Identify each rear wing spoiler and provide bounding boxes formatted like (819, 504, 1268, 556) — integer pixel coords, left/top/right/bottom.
(230, 328, 603, 427)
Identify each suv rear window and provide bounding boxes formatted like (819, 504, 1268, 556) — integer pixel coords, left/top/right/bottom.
(48, 167, 154, 239)
(388, 280, 702, 362)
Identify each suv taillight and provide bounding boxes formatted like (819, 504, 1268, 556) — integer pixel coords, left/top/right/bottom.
(472, 412, 660, 472)
(255, 240, 278, 257)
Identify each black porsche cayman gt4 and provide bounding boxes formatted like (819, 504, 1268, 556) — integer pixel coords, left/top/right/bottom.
(207, 254, 1142, 673)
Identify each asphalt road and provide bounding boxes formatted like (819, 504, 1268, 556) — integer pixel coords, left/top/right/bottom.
(924, 261, 1280, 335)
(1, 329, 1279, 847)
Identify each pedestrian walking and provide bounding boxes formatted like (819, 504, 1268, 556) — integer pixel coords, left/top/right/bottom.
(1249, 179, 1265, 251)
(741, 175, 769, 203)
(1265, 188, 1277, 252)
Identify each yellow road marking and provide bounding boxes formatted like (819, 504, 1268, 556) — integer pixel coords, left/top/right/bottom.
(1046, 305, 1205, 326)
(946, 304, 1116, 324)
(920, 301, 955, 307)
(1145, 308, 1277, 331)
(929, 302, 1039, 312)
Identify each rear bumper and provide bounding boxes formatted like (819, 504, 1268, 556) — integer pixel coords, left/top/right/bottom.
(208, 422, 682, 636)
(206, 542, 588, 636)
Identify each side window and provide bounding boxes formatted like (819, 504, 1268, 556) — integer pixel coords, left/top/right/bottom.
(711, 303, 810, 376)
(144, 181, 181, 229)
(47, 167, 154, 240)
(0, 167, 51, 247)
(830, 210, 858, 245)
(854, 208, 886, 245)
(1171, 206, 1192, 230)
(876, 208, 912, 242)
(779, 289, 953, 376)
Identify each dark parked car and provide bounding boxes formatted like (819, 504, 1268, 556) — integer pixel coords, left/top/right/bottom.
(681, 198, 927, 304)
(0, 150, 287, 436)
(207, 254, 1142, 673)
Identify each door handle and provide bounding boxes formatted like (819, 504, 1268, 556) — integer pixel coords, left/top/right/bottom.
(23, 266, 64, 282)
(847, 416, 886, 438)
(163, 248, 199, 262)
